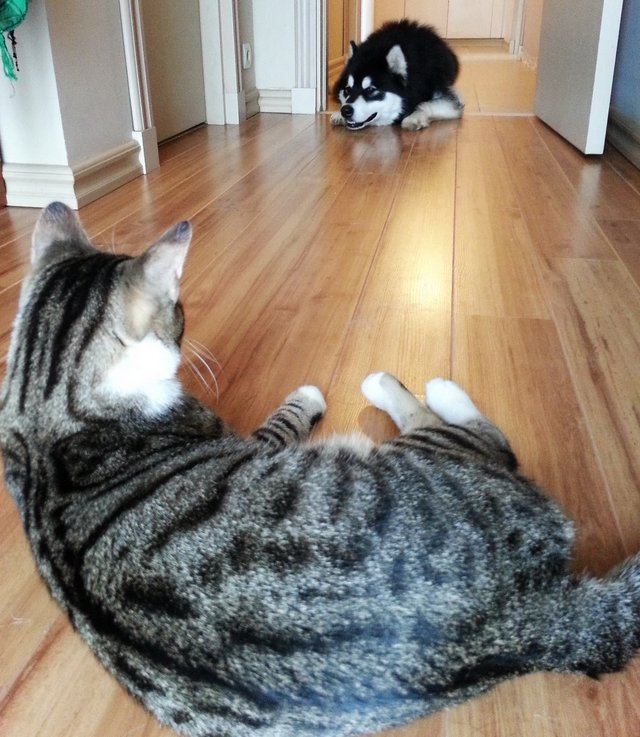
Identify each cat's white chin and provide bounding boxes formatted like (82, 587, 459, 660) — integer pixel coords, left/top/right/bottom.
(98, 334, 182, 416)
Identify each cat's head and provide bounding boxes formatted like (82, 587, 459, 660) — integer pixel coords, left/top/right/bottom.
(2, 202, 192, 427)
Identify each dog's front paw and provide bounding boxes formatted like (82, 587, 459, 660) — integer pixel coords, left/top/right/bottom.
(401, 111, 430, 131)
(330, 111, 346, 127)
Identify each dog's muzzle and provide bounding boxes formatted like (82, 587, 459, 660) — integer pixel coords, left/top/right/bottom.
(341, 105, 378, 130)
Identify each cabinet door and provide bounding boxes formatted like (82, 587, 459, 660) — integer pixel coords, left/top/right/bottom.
(447, 0, 505, 39)
(374, 0, 404, 27)
(405, 0, 448, 38)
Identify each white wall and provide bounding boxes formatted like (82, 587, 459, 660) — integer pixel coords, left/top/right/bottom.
(47, 0, 134, 164)
(0, 0, 140, 207)
(0, 1, 67, 166)
(611, 0, 640, 125)
(608, 0, 640, 167)
(252, 0, 295, 89)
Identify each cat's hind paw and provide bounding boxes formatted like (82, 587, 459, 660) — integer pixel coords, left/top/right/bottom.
(361, 372, 400, 414)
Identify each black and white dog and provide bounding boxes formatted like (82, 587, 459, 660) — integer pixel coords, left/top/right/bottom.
(331, 20, 463, 131)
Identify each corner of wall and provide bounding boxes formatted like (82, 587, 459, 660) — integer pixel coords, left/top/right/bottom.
(607, 108, 640, 170)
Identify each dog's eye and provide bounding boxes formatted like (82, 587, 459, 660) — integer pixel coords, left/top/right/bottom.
(343, 85, 352, 96)
(364, 86, 379, 100)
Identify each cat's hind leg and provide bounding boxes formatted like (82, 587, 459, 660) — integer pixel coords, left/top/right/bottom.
(361, 372, 442, 433)
(251, 386, 326, 448)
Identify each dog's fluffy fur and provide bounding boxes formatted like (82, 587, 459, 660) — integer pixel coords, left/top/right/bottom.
(331, 20, 463, 131)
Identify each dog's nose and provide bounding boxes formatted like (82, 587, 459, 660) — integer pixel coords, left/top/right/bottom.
(341, 104, 354, 120)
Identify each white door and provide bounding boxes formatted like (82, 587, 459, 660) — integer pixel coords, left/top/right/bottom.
(534, 0, 624, 154)
(141, 0, 206, 142)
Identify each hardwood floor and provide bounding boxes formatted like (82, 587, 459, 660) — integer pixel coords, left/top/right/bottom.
(452, 43, 537, 115)
(1, 112, 640, 736)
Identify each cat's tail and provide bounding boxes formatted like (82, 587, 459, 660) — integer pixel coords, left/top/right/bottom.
(532, 555, 640, 677)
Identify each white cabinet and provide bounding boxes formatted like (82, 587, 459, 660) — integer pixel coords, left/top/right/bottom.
(374, 0, 509, 40)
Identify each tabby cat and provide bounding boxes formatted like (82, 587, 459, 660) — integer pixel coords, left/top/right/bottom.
(2, 202, 640, 737)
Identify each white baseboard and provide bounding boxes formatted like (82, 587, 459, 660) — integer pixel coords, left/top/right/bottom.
(258, 89, 292, 114)
(3, 140, 142, 209)
(3, 163, 77, 209)
(132, 127, 159, 173)
(607, 109, 640, 170)
(292, 87, 316, 114)
(74, 141, 142, 207)
(245, 88, 260, 119)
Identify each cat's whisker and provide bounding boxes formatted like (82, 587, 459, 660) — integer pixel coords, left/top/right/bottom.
(183, 354, 213, 397)
(187, 337, 222, 370)
(184, 339, 220, 401)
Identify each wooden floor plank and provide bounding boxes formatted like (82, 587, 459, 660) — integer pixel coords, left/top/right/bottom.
(323, 123, 458, 443)
(544, 258, 640, 555)
(453, 47, 536, 115)
(82, 114, 318, 246)
(451, 314, 627, 574)
(454, 117, 550, 318)
(598, 218, 640, 288)
(183, 123, 415, 433)
(534, 119, 640, 223)
(494, 118, 616, 262)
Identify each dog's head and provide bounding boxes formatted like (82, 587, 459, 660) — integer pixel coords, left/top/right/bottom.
(333, 42, 407, 130)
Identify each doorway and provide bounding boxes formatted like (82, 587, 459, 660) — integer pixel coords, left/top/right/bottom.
(141, 0, 207, 142)
(327, 0, 541, 115)
(327, 0, 361, 96)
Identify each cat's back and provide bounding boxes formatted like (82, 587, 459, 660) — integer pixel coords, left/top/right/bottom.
(68, 432, 573, 618)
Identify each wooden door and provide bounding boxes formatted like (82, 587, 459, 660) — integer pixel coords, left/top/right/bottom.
(328, 0, 361, 92)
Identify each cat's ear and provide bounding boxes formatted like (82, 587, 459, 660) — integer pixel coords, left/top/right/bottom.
(31, 202, 93, 267)
(123, 221, 191, 340)
(138, 220, 192, 304)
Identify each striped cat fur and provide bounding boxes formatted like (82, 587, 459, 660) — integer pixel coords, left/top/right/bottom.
(2, 202, 640, 737)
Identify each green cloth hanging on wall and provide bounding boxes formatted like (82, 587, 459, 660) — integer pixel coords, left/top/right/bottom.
(0, 0, 28, 80)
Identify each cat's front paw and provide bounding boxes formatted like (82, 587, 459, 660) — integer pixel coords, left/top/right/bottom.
(330, 111, 346, 127)
(286, 385, 327, 420)
(425, 378, 482, 425)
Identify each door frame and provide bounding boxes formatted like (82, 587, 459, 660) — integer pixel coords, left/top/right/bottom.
(119, 0, 242, 173)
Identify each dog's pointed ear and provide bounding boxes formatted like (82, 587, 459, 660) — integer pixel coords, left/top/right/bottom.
(349, 40, 358, 58)
(386, 44, 408, 79)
